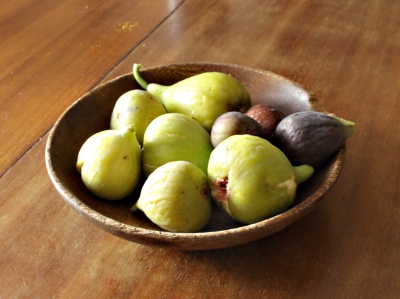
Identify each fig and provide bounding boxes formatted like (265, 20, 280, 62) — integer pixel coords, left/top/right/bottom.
(131, 161, 212, 233)
(275, 111, 355, 167)
(207, 134, 314, 225)
(245, 104, 284, 142)
(110, 89, 167, 145)
(210, 111, 265, 147)
(133, 63, 251, 131)
(76, 125, 141, 200)
(142, 113, 213, 177)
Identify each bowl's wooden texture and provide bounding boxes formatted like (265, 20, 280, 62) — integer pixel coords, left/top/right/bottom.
(45, 63, 345, 251)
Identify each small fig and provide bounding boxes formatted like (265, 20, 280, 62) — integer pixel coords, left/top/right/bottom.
(131, 161, 212, 233)
(76, 125, 141, 200)
(210, 111, 265, 147)
(275, 111, 355, 167)
(208, 134, 313, 225)
(110, 90, 167, 145)
(245, 104, 284, 142)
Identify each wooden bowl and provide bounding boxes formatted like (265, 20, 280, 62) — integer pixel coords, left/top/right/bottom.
(45, 62, 345, 251)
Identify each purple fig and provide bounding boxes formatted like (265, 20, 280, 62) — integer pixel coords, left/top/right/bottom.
(210, 111, 265, 147)
(275, 111, 355, 167)
(245, 104, 284, 143)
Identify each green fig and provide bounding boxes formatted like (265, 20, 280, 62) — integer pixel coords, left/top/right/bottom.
(110, 90, 167, 145)
(142, 113, 213, 177)
(133, 63, 251, 131)
(76, 125, 141, 200)
(207, 134, 314, 225)
(131, 161, 212, 233)
(275, 111, 355, 167)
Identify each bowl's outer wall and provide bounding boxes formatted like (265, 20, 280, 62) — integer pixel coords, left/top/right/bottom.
(46, 63, 344, 250)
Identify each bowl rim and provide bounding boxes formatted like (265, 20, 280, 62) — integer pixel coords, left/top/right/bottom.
(45, 62, 345, 249)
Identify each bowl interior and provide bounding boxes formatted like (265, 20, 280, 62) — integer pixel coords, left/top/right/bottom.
(46, 63, 344, 250)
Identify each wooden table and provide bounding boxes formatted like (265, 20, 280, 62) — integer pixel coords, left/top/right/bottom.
(1, 0, 399, 297)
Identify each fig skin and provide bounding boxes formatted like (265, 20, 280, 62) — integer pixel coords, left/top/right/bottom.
(245, 104, 284, 143)
(275, 111, 355, 168)
(210, 111, 265, 147)
(207, 134, 313, 225)
(110, 89, 167, 145)
(142, 113, 213, 177)
(76, 125, 141, 200)
(131, 161, 212, 233)
(133, 63, 251, 131)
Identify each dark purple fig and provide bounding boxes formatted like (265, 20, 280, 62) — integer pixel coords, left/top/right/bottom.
(275, 111, 355, 168)
(210, 111, 265, 147)
(245, 104, 284, 143)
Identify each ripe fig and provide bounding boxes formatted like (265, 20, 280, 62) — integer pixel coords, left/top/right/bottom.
(110, 90, 167, 145)
(142, 113, 213, 177)
(245, 104, 284, 143)
(210, 111, 265, 147)
(133, 63, 251, 131)
(76, 125, 141, 200)
(208, 135, 314, 225)
(275, 111, 355, 168)
(131, 161, 212, 233)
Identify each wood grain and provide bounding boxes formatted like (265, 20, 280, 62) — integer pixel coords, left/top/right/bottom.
(1, 0, 400, 298)
(0, 0, 185, 176)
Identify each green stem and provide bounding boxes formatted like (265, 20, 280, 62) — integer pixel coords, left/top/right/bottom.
(341, 118, 355, 126)
(293, 165, 314, 185)
(338, 118, 356, 139)
(130, 203, 139, 212)
(133, 63, 148, 90)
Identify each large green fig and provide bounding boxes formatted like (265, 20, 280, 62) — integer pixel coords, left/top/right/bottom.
(133, 64, 251, 131)
(76, 125, 141, 200)
(207, 134, 313, 225)
(131, 161, 212, 233)
(275, 111, 355, 167)
(110, 90, 167, 145)
(142, 113, 213, 177)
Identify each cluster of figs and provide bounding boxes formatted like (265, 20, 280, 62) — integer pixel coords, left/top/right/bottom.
(76, 63, 355, 233)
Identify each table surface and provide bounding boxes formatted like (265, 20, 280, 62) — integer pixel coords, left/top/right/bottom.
(1, 0, 400, 298)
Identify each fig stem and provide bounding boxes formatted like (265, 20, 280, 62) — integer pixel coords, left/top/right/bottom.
(130, 203, 139, 212)
(339, 118, 356, 139)
(293, 165, 314, 185)
(341, 119, 355, 126)
(133, 63, 148, 90)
